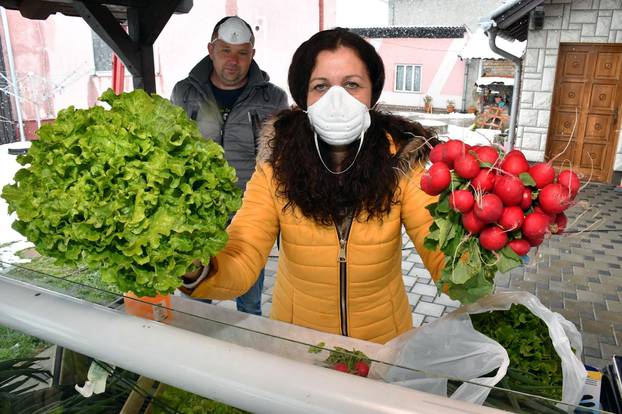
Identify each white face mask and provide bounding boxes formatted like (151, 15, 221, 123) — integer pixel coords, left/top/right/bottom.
(306, 86, 371, 174)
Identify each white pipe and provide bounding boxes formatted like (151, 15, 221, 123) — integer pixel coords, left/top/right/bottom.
(0, 7, 26, 142)
(0, 277, 508, 414)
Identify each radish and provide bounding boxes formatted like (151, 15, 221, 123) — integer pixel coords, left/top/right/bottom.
(473, 193, 504, 224)
(429, 143, 445, 164)
(508, 239, 530, 256)
(443, 139, 466, 167)
(471, 169, 496, 192)
(454, 153, 481, 179)
(355, 361, 370, 377)
(550, 212, 568, 235)
(520, 188, 533, 210)
(479, 226, 508, 251)
(557, 169, 580, 198)
(420, 162, 451, 196)
(462, 210, 486, 234)
(533, 206, 556, 225)
(500, 150, 529, 176)
(334, 362, 348, 372)
(474, 146, 499, 165)
(522, 212, 550, 242)
(538, 183, 571, 214)
(498, 206, 525, 231)
(527, 235, 545, 247)
(449, 189, 474, 213)
(493, 175, 525, 206)
(529, 162, 555, 189)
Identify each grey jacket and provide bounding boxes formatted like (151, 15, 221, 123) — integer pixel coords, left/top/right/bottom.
(171, 56, 288, 190)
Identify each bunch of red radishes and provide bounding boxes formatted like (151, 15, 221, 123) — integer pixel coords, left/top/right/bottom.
(421, 139, 580, 256)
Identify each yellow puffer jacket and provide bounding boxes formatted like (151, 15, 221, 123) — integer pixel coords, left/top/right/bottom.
(192, 138, 445, 344)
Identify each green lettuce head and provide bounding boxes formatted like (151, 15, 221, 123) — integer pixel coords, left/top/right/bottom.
(2, 89, 242, 296)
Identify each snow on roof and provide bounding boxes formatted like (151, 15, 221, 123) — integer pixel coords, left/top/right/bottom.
(459, 28, 525, 60)
(349, 26, 467, 39)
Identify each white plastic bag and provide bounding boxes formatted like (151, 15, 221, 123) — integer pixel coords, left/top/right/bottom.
(458, 291, 587, 409)
(369, 310, 510, 405)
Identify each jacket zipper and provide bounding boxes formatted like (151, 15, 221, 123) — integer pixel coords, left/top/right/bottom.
(219, 87, 261, 145)
(335, 212, 354, 336)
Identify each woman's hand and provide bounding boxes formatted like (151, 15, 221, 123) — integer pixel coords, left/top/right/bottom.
(181, 259, 211, 288)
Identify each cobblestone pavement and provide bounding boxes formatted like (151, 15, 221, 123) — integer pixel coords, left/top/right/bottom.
(216, 183, 622, 369)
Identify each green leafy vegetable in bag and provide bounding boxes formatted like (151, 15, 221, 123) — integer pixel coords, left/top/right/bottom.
(471, 304, 564, 401)
(2, 89, 241, 296)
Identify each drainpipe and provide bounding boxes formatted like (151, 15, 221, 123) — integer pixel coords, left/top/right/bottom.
(487, 26, 522, 151)
(461, 58, 468, 112)
(1, 7, 26, 142)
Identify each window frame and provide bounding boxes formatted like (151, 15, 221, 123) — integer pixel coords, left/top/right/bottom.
(394, 64, 422, 93)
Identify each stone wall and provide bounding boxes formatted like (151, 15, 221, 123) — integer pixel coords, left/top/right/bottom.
(517, 0, 622, 172)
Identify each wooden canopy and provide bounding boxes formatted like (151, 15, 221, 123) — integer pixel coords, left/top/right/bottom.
(0, 0, 194, 92)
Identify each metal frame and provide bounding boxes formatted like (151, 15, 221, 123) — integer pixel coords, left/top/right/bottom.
(0, 275, 508, 414)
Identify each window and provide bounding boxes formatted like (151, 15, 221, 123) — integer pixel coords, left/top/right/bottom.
(395, 64, 422, 92)
(91, 31, 113, 73)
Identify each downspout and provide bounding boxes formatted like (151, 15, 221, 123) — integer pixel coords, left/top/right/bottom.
(1, 7, 25, 142)
(461, 58, 468, 112)
(487, 26, 522, 151)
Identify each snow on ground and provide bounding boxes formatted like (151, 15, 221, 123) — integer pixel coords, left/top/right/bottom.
(445, 124, 501, 146)
(1, 142, 33, 264)
(392, 111, 476, 120)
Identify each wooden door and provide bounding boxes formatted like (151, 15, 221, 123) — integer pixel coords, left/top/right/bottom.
(546, 44, 622, 183)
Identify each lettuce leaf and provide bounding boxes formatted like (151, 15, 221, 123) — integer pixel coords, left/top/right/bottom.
(2, 89, 241, 296)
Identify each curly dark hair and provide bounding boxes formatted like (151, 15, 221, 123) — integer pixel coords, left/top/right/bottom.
(269, 110, 437, 225)
(270, 28, 438, 225)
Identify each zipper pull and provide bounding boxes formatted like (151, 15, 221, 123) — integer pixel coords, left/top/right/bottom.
(338, 239, 346, 262)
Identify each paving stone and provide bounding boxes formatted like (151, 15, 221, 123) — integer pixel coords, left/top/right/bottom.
(411, 312, 425, 327)
(407, 292, 421, 306)
(412, 283, 438, 297)
(414, 301, 445, 318)
(409, 267, 431, 278)
(584, 346, 602, 359)
(401, 261, 414, 273)
(577, 290, 605, 302)
(402, 275, 417, 288)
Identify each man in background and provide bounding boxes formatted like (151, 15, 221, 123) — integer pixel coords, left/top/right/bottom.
(171, 16, 288, 315)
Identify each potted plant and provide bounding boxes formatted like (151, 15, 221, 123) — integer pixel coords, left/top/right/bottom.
(423, 95, 433, 113)
(446, 99, 455, 113)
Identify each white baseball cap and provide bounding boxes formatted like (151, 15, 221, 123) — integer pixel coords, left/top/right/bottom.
(213, 16, 254, 46)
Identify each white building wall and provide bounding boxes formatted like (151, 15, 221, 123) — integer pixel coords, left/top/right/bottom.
(517, 0, 622, 172)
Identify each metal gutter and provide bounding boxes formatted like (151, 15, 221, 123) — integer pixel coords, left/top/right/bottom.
(0, 276, 509, 414)
(484, 25, 523, 151)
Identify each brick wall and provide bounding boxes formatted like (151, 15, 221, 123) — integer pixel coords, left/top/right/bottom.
(517, 0, 622, 173)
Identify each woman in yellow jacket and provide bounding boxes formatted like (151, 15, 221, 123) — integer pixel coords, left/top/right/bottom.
(182, 28, 445, 344)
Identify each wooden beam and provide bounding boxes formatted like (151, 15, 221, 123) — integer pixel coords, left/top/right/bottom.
(18, 0, 54, 19)
(137, 0, 183, 45)
(127, 7, 155, 92)
(72, 1, 142, 77)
